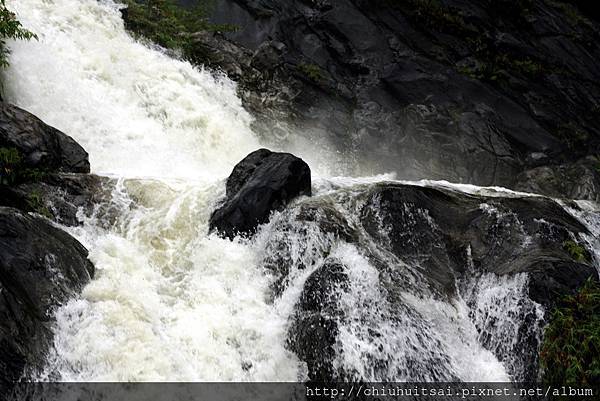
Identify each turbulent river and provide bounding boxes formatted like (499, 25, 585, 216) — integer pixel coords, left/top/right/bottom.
(4, 0, 599, 383)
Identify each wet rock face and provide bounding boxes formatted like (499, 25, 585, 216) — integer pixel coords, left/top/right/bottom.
(210, 148, 311, 238)
(0, 104, 102, 395)
(0, 207, 94, 394)
(515, 157, 600, 202)
(0, 103, 113, 226)
(198, 0, 600, 198)
(274, 183, 597, 382)
(0, 173, 113, 226)
(360, 184, 596, 308)
(287, 261, 349, 381)
(0, 103, 90, 174)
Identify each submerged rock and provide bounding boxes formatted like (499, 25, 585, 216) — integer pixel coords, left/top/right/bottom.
(210, 148, 311, 238)
(0, 207, 94, 394)
(287, 260, 349, 381)
(0, 103, 89, 174)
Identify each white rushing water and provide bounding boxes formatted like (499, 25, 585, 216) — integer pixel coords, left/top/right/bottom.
(5, 0, 302, 381)
(4, 0, 582, 383)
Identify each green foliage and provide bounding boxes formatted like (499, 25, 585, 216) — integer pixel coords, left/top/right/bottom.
(458, 48, 548, 82)
(26, 190, 51, 218)
(0, 0, 37, 68)
(547, 0, 592, 28)
(121, 0, 236, 57)
(540, 279, 600, 386)
(0, 147, 46, 186)
(563, 240, 590, 263)
(408, 0, 475, 35)
(298, 63, 324, 82)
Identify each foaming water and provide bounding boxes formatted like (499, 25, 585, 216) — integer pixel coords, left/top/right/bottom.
(252, 189, 511, 382)
(4, 0, 258, 179)
(43, 179, 303, 381)
(461, 270, 545, 382)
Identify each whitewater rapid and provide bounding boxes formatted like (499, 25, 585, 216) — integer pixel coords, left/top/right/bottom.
(6, 0, 595, 383)
(5, 0, 303, 381)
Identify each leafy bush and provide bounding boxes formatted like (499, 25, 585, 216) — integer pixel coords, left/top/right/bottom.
(540, 279, 600, 386)
(0, 0, 37, 68)
(121, 0, 236, 57)
(0, 146, 21, 184)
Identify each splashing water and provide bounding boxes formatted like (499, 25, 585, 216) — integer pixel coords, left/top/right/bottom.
(5, 0, 300, 381)
(4, 0, 593, 383)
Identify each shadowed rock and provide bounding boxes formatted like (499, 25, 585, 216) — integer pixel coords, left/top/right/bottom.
(0, 207, 94, 394)
(0, 103, 89, 174)
(210, 148, 311, 238)
(187, 0, 600, 199)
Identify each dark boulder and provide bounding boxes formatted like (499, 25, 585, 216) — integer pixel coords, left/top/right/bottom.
(0, 103, 115, 227)
(0, 207, 93, 394)
(209, 148, 311, 238)
(0, 103, 90, 174)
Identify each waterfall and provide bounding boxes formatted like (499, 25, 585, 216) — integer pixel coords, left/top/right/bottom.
(3, 0, 597, 383)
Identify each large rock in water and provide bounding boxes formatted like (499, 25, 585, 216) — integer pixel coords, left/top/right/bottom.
(0, 103, 89, 174)
(259, 183, 597, 382)
(210, 149, 311, 238)
(0, 207, 94, 395)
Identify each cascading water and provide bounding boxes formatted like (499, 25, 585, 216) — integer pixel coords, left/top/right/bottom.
(3, 0, 598, 384)
(5, 0, 302, 381)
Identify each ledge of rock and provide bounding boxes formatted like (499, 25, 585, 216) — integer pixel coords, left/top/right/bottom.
(0, 104, 102, 395)
(209, 148, 311, 238)
(0, 103, 113, 226)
